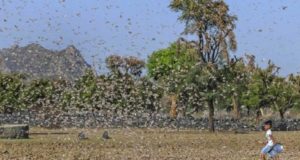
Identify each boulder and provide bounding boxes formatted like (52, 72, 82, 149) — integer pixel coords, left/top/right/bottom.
(78, 131, 88, 140)
(102, 130, 111, 140)
(0, 124, 29, 139)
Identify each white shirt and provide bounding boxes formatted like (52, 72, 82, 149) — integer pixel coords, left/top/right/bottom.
(266, 129, 274, 146)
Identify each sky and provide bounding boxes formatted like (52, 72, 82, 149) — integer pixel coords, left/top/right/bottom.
(0, 0, 300, 75)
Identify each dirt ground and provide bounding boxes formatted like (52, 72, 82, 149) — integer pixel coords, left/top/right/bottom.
(0, 128, 299, 160)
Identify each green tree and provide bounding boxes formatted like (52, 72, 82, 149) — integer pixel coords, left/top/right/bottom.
(269, 75, 300, 119)
(221, 58, 250, 119)
(105, 55, 163, 114)
(135, 77, 164, 113)
(73, 69, 98, 110)
(147, 42, 197, 81)
(242, 61, 279, 121)
(0, 73, 25, 113)
(147, 41, 198, 117)
(170, 0, 237, 132)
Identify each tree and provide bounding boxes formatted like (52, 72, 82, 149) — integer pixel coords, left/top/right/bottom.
(147, 42, 198, 81)
(21, 79, 54, 110)
(105, 55, 163, 115)
(147, 42, 198, 117)
(135, 77, 164, 113)
(170, 0, 237, 132)
(242, 61, 279, 122)
(269, 75, 300, 119)
(73, 69, 98, 110)
(220, 58, 249, 119)
(0, 73, 25, 113)
(106, 55, 145, 78)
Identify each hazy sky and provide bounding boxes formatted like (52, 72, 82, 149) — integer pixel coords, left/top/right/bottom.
(0, 0, 300, 75)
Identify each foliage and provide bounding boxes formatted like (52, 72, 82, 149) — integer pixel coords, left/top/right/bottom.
(1, 54, 300, 121)
(106, 55, 145, 78)
(0, 56, 162, 115)
(0, 73, 25, 113)
(241, 61, 279, 111)
(269, 76, 300, 119)
(170, 0, 238, 132)
(170, 0, 237, 64)
(147, 42, 198, 94)
(219, 59, 250, 118)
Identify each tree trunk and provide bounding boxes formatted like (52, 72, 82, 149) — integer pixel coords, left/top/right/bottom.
(255, 109, 261, 124)
(279, 109, 285, 120)
(232, 96, 241, 119)
(274, 103, 285, 120)
(260, 108, 265, 117)
(246, 106, 250, 116)
(208, 99, 215, 132)
(181, 104, 187, 117)
(169, 95, 177, 119)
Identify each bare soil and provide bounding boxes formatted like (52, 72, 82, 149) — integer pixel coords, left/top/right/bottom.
(0, 128, 299, 160)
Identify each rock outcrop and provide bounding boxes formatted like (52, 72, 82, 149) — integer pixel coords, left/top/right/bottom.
(0, 44, 91, 81)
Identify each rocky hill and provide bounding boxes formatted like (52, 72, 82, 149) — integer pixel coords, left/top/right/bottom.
(0, 44, 91, 81)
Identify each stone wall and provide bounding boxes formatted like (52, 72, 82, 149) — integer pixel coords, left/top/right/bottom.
(1, 111, 300, 131)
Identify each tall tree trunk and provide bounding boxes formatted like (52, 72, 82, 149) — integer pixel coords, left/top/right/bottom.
(232, 95, 241, 119)
(169, 95, 177, 119)
(208, 99, 215, 132)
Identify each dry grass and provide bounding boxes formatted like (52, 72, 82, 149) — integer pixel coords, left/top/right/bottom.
(1, 128, 300, 160)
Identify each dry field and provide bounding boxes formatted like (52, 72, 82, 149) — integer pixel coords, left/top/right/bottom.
(0, 128, 300, 160)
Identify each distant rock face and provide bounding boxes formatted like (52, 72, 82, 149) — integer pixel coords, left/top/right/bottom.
(0, 44, 91, 81)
